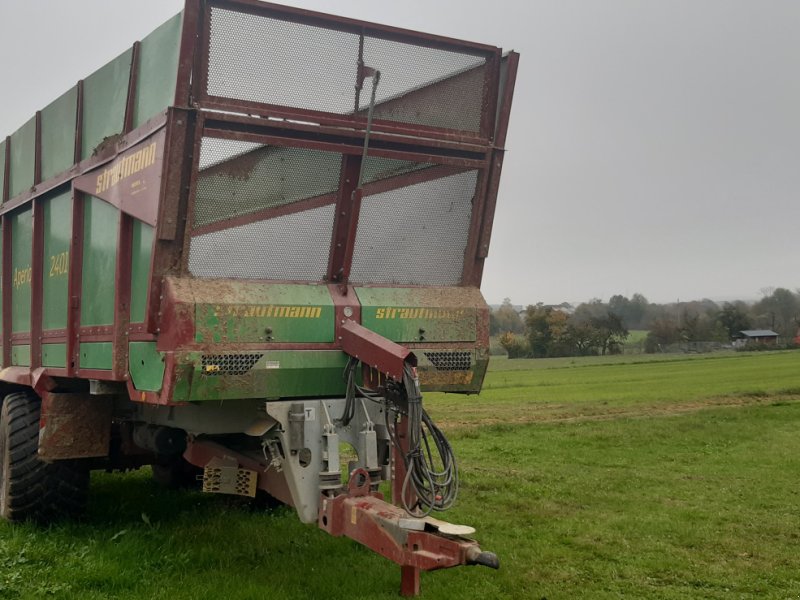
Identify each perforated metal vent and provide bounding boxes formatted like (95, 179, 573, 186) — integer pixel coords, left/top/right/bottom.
(201, 354, 263, 376)
(349, 170, 478, 286)
(424, 351, 472, 371)
(205, 6, 488, 133)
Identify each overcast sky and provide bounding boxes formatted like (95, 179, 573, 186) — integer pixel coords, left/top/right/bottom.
(1, 0, 798, 305)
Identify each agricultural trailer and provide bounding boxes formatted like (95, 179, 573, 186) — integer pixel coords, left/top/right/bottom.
(0, 0, 518, 595)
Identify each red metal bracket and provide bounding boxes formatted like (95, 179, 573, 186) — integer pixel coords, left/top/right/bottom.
(339, 320, 415, 381)
(318, 468, 491, 596)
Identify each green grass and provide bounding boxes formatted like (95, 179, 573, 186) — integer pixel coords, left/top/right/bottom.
(0, 351, 798, 598)
(427, 350, 800, 429)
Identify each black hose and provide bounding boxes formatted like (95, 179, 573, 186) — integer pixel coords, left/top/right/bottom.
(341, 359, 459, 516)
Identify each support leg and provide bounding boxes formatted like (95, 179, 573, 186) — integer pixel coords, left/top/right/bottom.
(393, 414, 421, 596)
(400, 565, 421, 597)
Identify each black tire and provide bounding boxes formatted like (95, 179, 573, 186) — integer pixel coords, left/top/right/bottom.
(0, 391, 90, 523)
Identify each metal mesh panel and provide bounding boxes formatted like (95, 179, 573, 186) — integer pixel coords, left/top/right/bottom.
(207, 8, 359, 114)
(194, 138, 342, 228)
(424, 351, 473, 371)
(206, 6, 487, 133)
(349, 170, 478, 286)
(189, 203, 335, 281)
(362, 38, 486, 132)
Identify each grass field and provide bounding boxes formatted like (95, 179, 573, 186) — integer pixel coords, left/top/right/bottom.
(0, 350, 798, 598)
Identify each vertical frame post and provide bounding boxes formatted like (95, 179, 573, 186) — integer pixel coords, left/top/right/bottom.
(460, 168, 492, 286)
(30, 198, 44, 369)
(123, 42, 141, 135)
(326, 155, 362, 287)
(112, 41, 141, 376)
(478, 49, 502, 141)
(112, 217, 133, 377)
(1, 215, 11, 368)
(147, 108, 196, 334)
(74, 80, 84, 165)
(473, 52, 519, 285)
(34, 111, 42, 186)
(2, 136, 9, 204)
(175, 0, 203, 108)
(30, 113, 44, 369)
(1, 139, 8, 368)
(66, 192, 84, 376)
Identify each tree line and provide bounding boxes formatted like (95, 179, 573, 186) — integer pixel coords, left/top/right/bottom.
(491, 288, 800, 358)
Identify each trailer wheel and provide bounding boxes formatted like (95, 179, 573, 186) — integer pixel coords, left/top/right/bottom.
(0, 391, 90, 523)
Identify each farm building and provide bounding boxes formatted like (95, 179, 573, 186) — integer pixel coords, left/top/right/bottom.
(735, 330, 780, 346)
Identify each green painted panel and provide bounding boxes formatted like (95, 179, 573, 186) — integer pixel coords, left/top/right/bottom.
(11, 345, 30, 367)
(193, 282, 334, 344)
(0, 138, 6, 202)
(130, 221, 153, 324)
(9, 117, 35, 199)
(81, 196, 118, 326)
(174, 350, 349, 402)
(10, 207, 32, 334)
(41, 87, 78, 181)
(355, 287, 478, 343)
(42, 191, 72, 331)
(128, 342, 165, 392)
(134, 12, 182, 128)
(79, 342, 113, 370)
(82, 48, 133, 160)
(42, 343, 67, 368)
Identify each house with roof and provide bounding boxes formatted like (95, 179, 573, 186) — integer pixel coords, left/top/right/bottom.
(732, 329, 779, 348)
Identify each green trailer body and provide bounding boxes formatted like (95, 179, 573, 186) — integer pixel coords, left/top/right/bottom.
(0, 1, 518, 594)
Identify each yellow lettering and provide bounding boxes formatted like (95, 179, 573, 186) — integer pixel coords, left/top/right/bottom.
(215, 304, 324, 319)
(93, 141, 159, 195)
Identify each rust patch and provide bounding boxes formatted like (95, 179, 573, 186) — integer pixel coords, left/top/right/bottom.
(38, 392, 112, 460)
(418, 369, 474, 386)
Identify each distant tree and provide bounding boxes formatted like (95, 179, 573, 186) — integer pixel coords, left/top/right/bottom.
(498, 332, 529, 359)
(679, 309, 705, 342)
(644, 318, 682, 353)
(629, 293, 650, 329)
(717, 302, 751, 340)
(753, 288, 799, 337)
(589, 312, 629, 355)
(525, 304, 569, 358)
(572, 298, 608, 323)
(608, 293, 650, 330)
(490, 298, 525, 335)
(563, 322, 599, 356)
